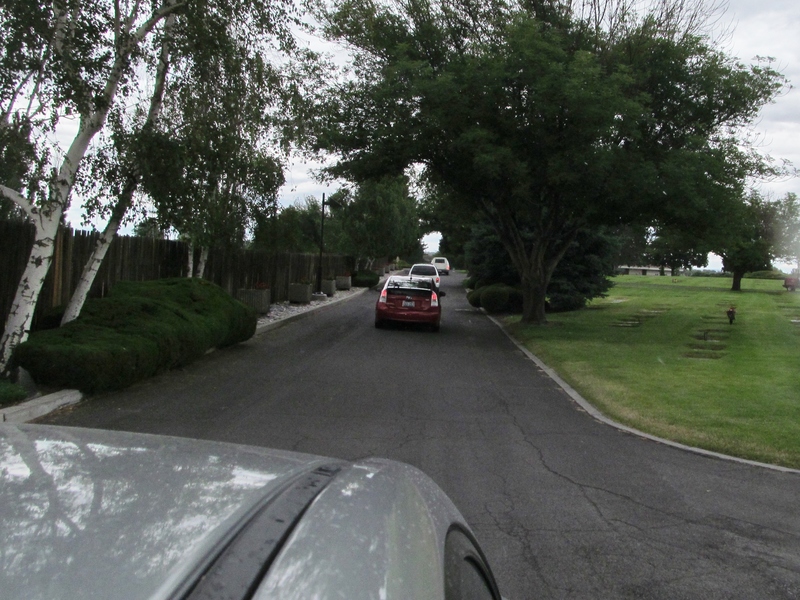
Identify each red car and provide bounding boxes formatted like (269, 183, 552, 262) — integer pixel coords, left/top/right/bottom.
(375, 276, 443, 331)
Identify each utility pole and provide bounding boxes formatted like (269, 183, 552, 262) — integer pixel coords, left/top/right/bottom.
(317, 193, 325, 293)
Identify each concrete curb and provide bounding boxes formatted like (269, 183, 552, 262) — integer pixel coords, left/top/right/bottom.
(486, 313, 800, 476)
(1, 389, 83, 423)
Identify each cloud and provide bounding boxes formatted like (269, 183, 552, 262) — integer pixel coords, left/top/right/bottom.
(721, 1, 799, 195)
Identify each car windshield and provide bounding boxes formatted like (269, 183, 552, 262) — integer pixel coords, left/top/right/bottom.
(411, 266, 437, 276)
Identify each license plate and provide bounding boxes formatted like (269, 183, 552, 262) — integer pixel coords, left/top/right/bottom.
(402, 301, 415, 308)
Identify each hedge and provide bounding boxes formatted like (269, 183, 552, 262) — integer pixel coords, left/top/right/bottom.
(353, 270, 380, 287)
(13, 278, 256, 393)
(480, 285, 511, 314)
(0, 378, 28, 407)
(467, 283, 523, 314)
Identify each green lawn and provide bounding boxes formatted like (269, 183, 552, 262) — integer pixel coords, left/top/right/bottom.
(506, 275, 800, 469)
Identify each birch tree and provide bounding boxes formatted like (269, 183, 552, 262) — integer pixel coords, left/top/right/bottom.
(139, 47, 288, 274)
(0, 0, 183, 374)
(59, 14, 177, 325)
(63, 0, 320, 310)
(62, 0, 310, 321)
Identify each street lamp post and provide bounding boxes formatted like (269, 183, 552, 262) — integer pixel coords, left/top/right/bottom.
(317, 193, 325, 294)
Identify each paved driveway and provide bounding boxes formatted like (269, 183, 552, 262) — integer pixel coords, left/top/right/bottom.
(40, 273, 800, 599)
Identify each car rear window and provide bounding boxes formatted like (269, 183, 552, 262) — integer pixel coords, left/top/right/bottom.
(411, 266, 437, 275)
(386, 279, 433, 294)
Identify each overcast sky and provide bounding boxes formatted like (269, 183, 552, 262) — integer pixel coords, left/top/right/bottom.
(705, 0, 799, 269)
(722, 0, 799, 197)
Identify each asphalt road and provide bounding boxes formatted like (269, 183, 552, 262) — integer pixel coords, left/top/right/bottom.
(39, 273, 800, 599)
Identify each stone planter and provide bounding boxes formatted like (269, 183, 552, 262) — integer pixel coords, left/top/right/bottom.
(236, 288, 270, 314)
(335, 275, 352, 290)
(321, 279, 337, 297)
(288, 283, 312, 304)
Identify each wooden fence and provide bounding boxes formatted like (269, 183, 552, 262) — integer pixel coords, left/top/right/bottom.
(1, 220, 357, 330)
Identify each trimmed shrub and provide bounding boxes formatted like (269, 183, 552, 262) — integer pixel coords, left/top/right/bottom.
(688, 270, 731, 278)
(0, 378, 28, 407)
(468, 283, 523, 314)
(480, 285, 511, 314)
(13, 278, 256, 393)
(353, 270, 380, 287)
(462, 276, 476, 289)
(467, 288, 483, 307)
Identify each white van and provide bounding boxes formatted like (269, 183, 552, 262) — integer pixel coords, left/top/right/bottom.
(431, 256, 450, 275)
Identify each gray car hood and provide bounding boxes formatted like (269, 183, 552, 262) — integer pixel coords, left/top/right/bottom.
(0, 425, 330, 600)
(1, 425, 501, 600)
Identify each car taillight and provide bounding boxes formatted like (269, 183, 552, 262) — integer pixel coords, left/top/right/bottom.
(379, 289, 387, 303)
(431, 292, 439, 307)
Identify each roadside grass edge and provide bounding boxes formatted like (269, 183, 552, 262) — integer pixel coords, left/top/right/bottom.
(487, 313, 800, 474)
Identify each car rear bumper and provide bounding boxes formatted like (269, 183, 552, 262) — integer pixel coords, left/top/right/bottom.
(376, 305, 441, 325)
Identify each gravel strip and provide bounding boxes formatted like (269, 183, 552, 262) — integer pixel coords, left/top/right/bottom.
(256, 287, 366, 328)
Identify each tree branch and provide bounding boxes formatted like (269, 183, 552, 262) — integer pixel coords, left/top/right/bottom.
(0, 185, 33, 218)
(133, 1, 187, 43)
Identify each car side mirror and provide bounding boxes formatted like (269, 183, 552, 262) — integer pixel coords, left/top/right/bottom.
(439, 290, 446, 297)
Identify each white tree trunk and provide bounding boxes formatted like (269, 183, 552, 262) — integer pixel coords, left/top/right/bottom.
(196, 247, 209, 279)
(61, 14, 176, 326)
(186, 242, 195, 277)
(59, 196, 128, 325)
(0, 218, 60, 374)
(0, 114, 100, 374)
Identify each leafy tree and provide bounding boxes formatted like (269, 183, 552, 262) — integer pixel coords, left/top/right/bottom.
(465, 222, 616, 311)
(331, 176, 422, 268)
(643, 226, 711, 275)
(317, 0, 786, 324)
(609, 225, 650, 268)
(137, 5, 311, 274)
(771, 192, 800, 273)
(134, 217, 166, 239)
(253, 198, 326, 254)
(0, 117, 36, 221)
(717, 192, 776, 291)
(418, 181, 481, 267)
